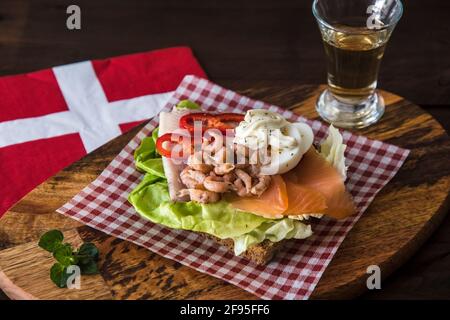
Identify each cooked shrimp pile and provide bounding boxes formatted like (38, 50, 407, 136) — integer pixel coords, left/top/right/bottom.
(177, 137, 272, 204)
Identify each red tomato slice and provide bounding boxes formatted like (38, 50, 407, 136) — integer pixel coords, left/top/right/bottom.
(179, 112, 244, 133)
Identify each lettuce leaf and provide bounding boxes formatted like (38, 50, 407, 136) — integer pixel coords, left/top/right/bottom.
(320, 125, 347, 180)
(152, 127, 159, 143)
(129, 164, 268, 239)
(129, 173, 167, 211)
(136, 158, 165, 178)
(130, 174, 312, 252)
(129, 176, 269, 239)
(176, 100, 201, 110)
(134, 134, 165, 178)
(233, 219, 312, 255)
(135, 135, 158, 161)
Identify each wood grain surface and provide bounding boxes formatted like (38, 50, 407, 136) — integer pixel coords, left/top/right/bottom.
(0, 84, 449, 300)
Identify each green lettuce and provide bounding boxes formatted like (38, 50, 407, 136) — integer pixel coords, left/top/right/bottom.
(134, 132, 165, 177)
(129, 174, 168, 213)
(176, 100, 201, 110)
(135, 129, 158, 160)
(136, 157, 165, 178)
(129, 127, 312, 256)
(233, 219, 312, 255)
(319, 125, 347, 179)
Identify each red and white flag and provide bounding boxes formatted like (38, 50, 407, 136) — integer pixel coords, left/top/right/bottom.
(0, 47, 206, 217)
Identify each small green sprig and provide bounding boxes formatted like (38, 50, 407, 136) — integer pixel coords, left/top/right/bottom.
(38, 229, 100, 288)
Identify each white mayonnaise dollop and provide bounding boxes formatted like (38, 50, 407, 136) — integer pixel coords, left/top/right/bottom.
(234, 109, 314, 175)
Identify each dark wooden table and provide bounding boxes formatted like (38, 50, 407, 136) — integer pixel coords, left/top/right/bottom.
(0, 0, 449, 299)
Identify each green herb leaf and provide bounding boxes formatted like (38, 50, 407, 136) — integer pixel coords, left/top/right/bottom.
(151, 127, 159, 144)
(78, 259, 99, 275)
(76, 243, 100, 274)
(77, 243, 99, 262)
(176, 100, 200, 110)
(40, 229, 101, 288)
(38, 230, 64, 253)
(53, 243, 76, 266)
(50, 263, 70, 288)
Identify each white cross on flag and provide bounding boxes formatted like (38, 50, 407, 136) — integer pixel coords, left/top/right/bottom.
(0, 47, 206, 217)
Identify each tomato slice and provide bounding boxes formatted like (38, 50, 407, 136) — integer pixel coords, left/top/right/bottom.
(218, 113, 246, 127)
(155, 133, 174, 158)
(156, 133, 193, 159)
(158, 112, 244, 158)
(179, 112, 244, 133)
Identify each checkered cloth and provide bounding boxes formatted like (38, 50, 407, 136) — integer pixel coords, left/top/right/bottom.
(57, 75, 410, 300)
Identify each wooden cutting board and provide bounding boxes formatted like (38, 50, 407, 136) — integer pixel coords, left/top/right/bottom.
(0, 84, 449, 300)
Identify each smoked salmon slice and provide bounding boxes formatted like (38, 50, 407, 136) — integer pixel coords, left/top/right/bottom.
(228, 175, 289, 218)
(228, 148, 354, 220)
(283, 183, 328, 214)
(282, 148, 355, 219)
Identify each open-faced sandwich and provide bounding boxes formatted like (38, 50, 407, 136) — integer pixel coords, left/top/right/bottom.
(128, 100, 355, 265)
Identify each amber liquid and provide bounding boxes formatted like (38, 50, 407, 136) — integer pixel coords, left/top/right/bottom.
(322, 26, 389, 104)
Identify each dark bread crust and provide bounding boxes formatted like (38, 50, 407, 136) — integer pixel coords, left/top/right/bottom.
(203, 234, 287, 265)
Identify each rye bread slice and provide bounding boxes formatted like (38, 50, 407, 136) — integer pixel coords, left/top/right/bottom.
(203, 234, 287, 265)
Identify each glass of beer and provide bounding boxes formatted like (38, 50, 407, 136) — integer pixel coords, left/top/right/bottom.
(313, 0, 403, 128)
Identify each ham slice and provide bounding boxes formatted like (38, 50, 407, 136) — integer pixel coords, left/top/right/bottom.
(159, 109, 192, 201)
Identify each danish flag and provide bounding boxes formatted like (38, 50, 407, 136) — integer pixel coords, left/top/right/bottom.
(0, 47, 206, 217)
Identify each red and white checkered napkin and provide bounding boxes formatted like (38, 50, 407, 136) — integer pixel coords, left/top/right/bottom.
(57, 75, 410, 300)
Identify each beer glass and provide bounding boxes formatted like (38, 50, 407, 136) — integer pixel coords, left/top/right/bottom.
(313, 0, 403, 128)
